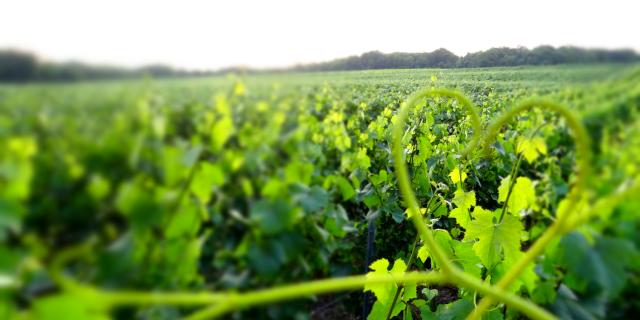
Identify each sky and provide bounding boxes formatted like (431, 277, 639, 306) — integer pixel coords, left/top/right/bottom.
(1, 0, 639, 70)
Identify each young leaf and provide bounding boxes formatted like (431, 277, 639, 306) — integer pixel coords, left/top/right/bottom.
(364, 258, 414, 320)
(334, 176, 356, 201)
(452, 241, 483, 278)
(190, 163, 225, 203)
(464, 210, 523, 268)
(249, 199, 299, 235)
(405, 207, 427, 219)
(516, 136, 547, 163)
(452, 206, 490, 230)
(498, 176, 536, 215)
(364, 259, 392, 303)
(212, 117, 234, 151)
(449, 207, 470, 229)
(452, 189, 476, 210)
(418, 245, 429, 263)
(449, 167, 467, 184)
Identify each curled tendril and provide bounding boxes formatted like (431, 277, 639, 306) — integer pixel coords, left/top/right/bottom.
(481, 99, 592, 205)
(392, 88, 555, 320)
(393, 88, 484, 271)
(401, 88, 484, 158)
(50, 238, 98, 290)
(468, 99, 592, 319)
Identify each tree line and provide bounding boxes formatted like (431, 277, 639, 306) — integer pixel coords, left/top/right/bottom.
(0, 50, 242, 83)
(293, 46, 639, 72)
(1, 45, 639, 82)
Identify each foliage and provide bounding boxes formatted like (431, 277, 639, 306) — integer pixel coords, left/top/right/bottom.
(0, 65, 639, 319)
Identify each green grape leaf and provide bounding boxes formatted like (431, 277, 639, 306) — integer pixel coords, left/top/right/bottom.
(411, 299, 436, 320)
(449, 167, 467, 184)
(115, 180, 161, 231)
(497, 175, 511, 203)
(451, 227, 461, 238)
(452, 241, 483, 279)
(249, 199, 300, 235)
(295, 185, 329, 212)
(452, 189, 476, 210)
(190, 163, 225, 203)
(405, 207, 427, 219)
(418, 231, 454, 267)
(434, 230, 454, 259)
(531, 280, 558, 305)
(449, 207, 470, 229)
(284, 161, 314, 185)
(434, 298, 474, 320)
(212, 116, 233, 151)
(370, 170, 388, 186)
(334, 176, 356, 201)
(498, 176, 536, 215)
(403, 280, 418, 301)
(418, 245, 429, 263)
(390, 258, 408, 275)
(364, 258, 392, 303)
(491, 251, 538, 293)
(364, 258, 407, 304)
(364, 258, 412, 320)
(464, 210, 523, 268)
(368, 300, 404, 320)
(324, 205, 351, 237)
(162, 145, 190, 187)
(165, 199, 201, 238)
(432, 201, 449, 217)
(87, 174, 111, 200)
(516, 136, 547, 163)
(558, 232, 640, 297)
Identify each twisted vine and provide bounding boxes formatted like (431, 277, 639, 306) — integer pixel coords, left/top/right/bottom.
(467, 100, 592, 319)
(391, 89, 555, 320)
(47, 88, 640, 320)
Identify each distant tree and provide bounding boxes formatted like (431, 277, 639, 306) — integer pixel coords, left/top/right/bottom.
(139, 65, 176, 77)
(0, 50, 37, 81)
(424, 48, 459, 68)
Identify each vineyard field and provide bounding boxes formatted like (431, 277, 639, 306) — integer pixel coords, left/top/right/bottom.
(1, 64, 640, 320)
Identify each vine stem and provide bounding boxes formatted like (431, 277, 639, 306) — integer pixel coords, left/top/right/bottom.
(104, 290, 228, 306)
(183, 272, 445, 319)
(497, 153, 523, 222)
(179, 269, 555, 320)
(62, 267, 551, 320)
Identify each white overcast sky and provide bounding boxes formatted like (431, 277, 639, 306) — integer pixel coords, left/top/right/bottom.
(1, 0, 638, 70)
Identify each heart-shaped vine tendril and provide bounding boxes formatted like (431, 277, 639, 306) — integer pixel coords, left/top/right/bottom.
(392, 88, 555, 320)
(468, 99, 592, 319)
